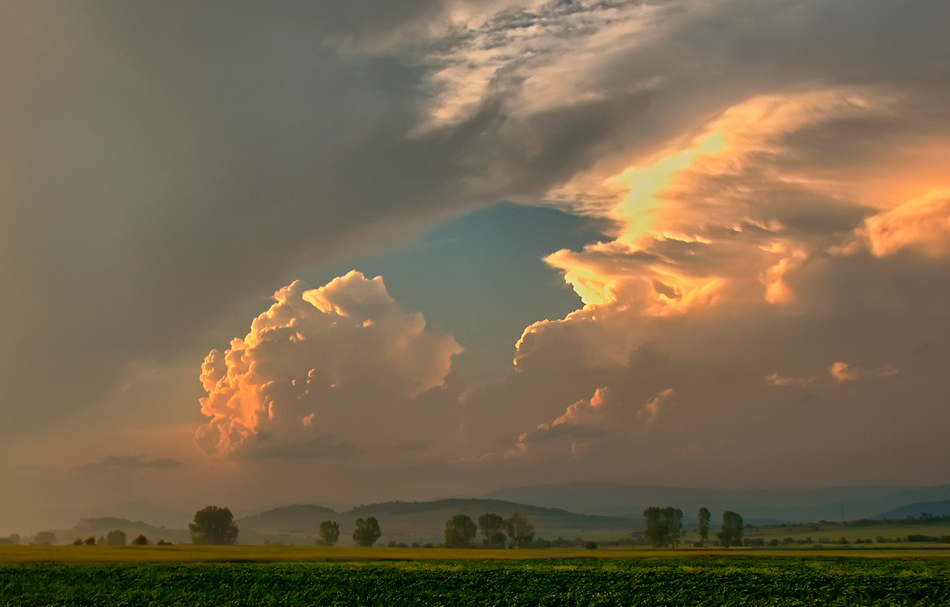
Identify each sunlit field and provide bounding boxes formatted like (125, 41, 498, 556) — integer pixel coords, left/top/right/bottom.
(3, 553, 950, 606)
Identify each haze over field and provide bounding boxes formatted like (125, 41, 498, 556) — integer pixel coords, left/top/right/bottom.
(2, 0, 949, 535)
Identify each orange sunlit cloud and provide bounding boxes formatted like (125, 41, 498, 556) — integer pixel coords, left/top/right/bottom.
(196, 272, 462, 457)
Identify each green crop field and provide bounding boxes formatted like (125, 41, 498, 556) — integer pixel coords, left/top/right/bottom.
(3, 550, 950, 606)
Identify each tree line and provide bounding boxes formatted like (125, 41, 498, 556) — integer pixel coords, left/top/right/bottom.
(313, 511, 537, 548)
(643, 506, 743, 548)
(24, 504, 746, 548)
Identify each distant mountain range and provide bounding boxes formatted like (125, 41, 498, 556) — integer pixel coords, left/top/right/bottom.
(877, 500, 950, 519)
(480, 483, 950, 524)
(237, 498, 635, 545)
(31, 483, 950, 545)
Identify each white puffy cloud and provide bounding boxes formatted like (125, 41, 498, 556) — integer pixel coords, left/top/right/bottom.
(196, 272, 462, 457)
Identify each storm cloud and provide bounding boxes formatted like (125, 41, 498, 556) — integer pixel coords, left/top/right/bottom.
(2, 0, 949, 533)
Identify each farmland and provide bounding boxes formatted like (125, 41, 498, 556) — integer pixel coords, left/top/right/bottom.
(3, 548, 950, 606)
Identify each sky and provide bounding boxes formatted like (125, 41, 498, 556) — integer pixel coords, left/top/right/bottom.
(2, 0, 950, 535)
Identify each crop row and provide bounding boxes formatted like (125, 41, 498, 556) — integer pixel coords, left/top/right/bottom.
(2, 557, 949, 606)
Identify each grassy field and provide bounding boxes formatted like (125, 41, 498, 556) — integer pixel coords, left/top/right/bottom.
(741, 520, 950, 546)
(3, 554, 950, 606)
(3, 544, 950, 564)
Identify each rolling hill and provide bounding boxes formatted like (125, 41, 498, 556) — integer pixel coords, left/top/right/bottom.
(236, 498, 639, 545)
(46, 517, 190, 545)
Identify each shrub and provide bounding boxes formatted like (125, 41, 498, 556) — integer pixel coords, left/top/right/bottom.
(584, 541, 598, 550)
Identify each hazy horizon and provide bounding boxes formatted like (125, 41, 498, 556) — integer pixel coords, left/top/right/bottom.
(2, 1, 949, 538)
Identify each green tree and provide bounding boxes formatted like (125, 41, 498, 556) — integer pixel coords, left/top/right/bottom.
(643, 507, 669, 548)
(698, 507, 711, 547)
(717, 510, 744, 548)
(189, 505, 239, 545)
(505, 513, 534, 549)
(318, 520, 340, 546)
(352, 517, 381, 547)
(131, 534, 149, 546)
(478, 513, 507, 549)
(444, 514, 477, 548)
(662, 507, 684, 548)
(106, 529, 127, 546)
(83, 536, 96, 546)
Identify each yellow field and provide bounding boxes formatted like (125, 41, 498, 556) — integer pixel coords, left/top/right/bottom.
(3, 544, 950, 564)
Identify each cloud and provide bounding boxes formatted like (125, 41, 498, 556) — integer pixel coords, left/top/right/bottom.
(765, 372, 820, 388)
(636, 388, 674, 426)
(857, 193, 950, 257)
(195, 271, 462, 457)
(830, 362, 899, 383)
(73, 456, 183, 473)
(505, 387, 616, 458)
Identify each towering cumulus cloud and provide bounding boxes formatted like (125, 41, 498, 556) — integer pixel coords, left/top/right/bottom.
(196, 272, 462, 457)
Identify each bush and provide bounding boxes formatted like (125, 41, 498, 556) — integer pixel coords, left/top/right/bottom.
(584, 541, 598, 550)
(411, 542, 420, 548)
(156, 540, 172, 546)
(131, 535, 148, 546)
(768, 538, 779, 546)
(423, 542, 434, 548)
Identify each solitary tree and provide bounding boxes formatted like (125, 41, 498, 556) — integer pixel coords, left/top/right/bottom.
(352, 517, 381, 547)
(643, 507, 669, 548)
(106, 529, 127, 546)
(318, 520, 340, 546)
(189, 506, 239, 545)
(444, 514, 477, 548)
(697, 507, 711, 547)
(505, 513, 534, 549)
(661, 507, 683, 548)
(131, 534, 149, 546)
(478, 513, 507, 549)
(83, 536, 96, 546)
(717, 510, 744, 548)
